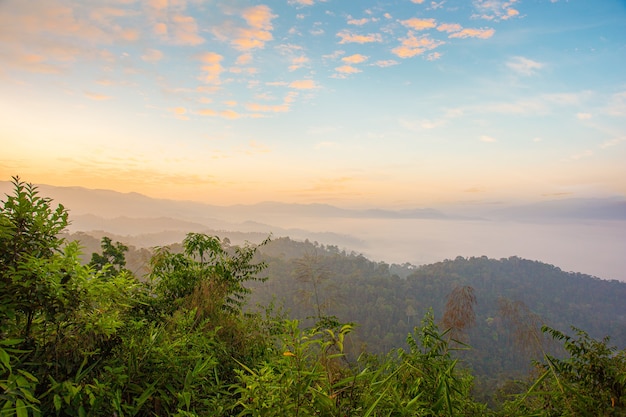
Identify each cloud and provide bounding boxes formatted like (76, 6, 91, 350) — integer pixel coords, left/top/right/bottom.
(198, 52, 224, 85)
(576, 112, 592, 120)
(246, 103, 289, 112)
(480, 135, 497, 143)
(570, 150, 593, 160)
(169, 107, 189, 120)
(236, 53, 253, 65)
(348, 18, 369, 25)
(169, 14, 204, 45)
(289, 0, 315, 5)
(600, 137, 626, 149)
(289, 79, 317, 89)
(289, 55, 310, 71)
(427, 52, 442, 61)
(449, 28, 495, 39)
(506, 56, 543, 76)
(342, 54, 368, 64)
(373, 60, 399, 67)
(335, 65, 361, 74)
(473, 0, 521, 21)
(606, 91, 626, 116)
(392, 32, 444, 58)
(233, 5, 276, 50)
(337, 30, 383, 44)
(197, 108, 216, 116)
(411, 0, 426, 3)
(84, 91, 112, 101)
(220, 109, 242, 119)
(437, 23, 462, 33)
(141, 49, 163, 62)
(314, 141, 338, 150)
(400, 18, 437, 31)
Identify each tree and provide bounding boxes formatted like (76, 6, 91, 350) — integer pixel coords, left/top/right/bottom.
(149, 233, 269, 316)
(89, 236, 129, 279)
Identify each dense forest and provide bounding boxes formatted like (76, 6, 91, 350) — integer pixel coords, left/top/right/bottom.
(2, 177, 626, 416)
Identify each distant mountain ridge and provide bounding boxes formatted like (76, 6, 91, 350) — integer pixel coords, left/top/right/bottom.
(2, 181, 624, 223)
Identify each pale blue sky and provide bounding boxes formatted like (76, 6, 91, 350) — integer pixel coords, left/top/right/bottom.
(1, 0, 625, 207)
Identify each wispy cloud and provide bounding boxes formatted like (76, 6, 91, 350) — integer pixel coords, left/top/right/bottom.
(473, 0, 521, 21)
(606, 91, 626, 116)
(213, 5, 276, 51)
(480, 135, 497, 143)
(141, 49, 163, 62)
(290, 79, 317, 89)
(392, 32, 444, 58)
(84, 91, 112, 101)
(197, 52, 223, 85)
(449, 28, 495, 39)
(169, 107, 189, 120)
(342, 54, 368, 64)
(372, 60, 399, 67)
(506, 56, 544, 76)
(600, 137, 626, 149)
(437, 23, 462, 33)
(400, 18, 437, 31)
(337, 30, 383, 44)
(335, 65, 361, 74)
(348, 17, 370, 26)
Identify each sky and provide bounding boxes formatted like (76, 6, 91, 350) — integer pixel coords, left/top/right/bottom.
(1, 0, 625, 208)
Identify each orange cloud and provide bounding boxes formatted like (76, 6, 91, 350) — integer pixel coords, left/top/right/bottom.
(335, 65, 361, 74)
(342, 54, 368, 64)
(169, 107, 189, 120)
(348, 18, 369, 25)
(401, 18, 437, 31)
(411, 0, 425, 3)
(198, 52, 223, 84)
(507, 8, 520, 18)
(171, 14, 204, 45)
(154, 22, 167, 36)
(289, 79, 317, 89)
(392, 32, 444, 58)
(230, 5, 276, 51)
(246, 103, 289, 112)
(85, 91, 112, 101)
(373, 60, 399, 67)
(197, 108, 216, 116)
(449, 28, 495, 39)
(236, 53, 253, 65)
(220, 109, 242, 119)
(289, 55, 310, 71)
(437, 23, 462, 33)
(337, 30, 382, 44)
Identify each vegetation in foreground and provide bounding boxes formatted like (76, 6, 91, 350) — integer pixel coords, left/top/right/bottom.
(1, 176, 625, 416)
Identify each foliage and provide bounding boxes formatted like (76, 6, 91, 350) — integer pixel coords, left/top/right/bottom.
(2, 177, 626, 416)
(502, 326, 626, 416)
(88, 236, 129, 279)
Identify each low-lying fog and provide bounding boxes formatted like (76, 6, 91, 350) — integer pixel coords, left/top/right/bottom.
(264, 216, 626, 282)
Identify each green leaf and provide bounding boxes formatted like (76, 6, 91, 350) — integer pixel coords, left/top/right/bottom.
(0, 348, 11, 370)
(53, 394, 62, 411)
(15, 399, 28, 417)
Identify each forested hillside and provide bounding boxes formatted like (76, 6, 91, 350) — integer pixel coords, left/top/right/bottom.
(246, 238, 626, 392)
(3, 178, 626, 416)
(68, 231, 626, 398)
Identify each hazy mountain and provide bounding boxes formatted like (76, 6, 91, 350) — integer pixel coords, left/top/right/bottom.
(487, 197, 626, 221)
(3, 181, 626, 281)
